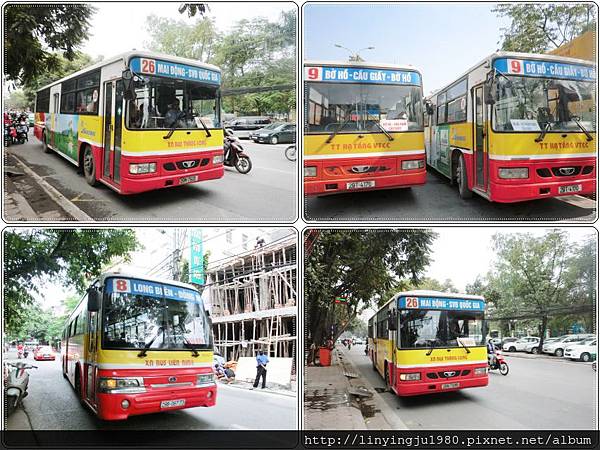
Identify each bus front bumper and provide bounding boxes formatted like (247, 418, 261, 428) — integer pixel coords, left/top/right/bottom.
(96, 383, 217, 420)
(395, 366, 488, 396)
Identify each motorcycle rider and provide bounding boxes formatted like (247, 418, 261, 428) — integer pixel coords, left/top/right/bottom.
(486, 339, 497, 367)
(16, 342, 24, 359)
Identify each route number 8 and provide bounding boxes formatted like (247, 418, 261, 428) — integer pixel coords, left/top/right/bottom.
(114, 279, 130, 292)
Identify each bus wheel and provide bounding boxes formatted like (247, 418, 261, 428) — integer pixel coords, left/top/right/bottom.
(384, 364, 390, 387)
(42, 132, 51, 153)
(74, 367, 83, 400)
(371, 353, 377, 371)
(82, 146, 98, 186)
(456, 153, 472, 199)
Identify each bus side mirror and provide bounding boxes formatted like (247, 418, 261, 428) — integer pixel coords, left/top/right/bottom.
(87, 287, 101, 312)
(122, 69, 135, 101)
(424, 101, 434, 115)
(484, 74, 496, 105)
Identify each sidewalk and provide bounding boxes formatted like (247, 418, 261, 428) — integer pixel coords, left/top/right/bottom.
(3, 152, 91, 221)
(304, 345, 406, 430)
(219, 378, 297, 398)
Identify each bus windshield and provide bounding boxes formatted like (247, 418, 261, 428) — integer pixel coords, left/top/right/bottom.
(493, 76, 595, 132)
(127, 75, 221, 130)
(399, 309, 485, 349)
(306, 82, 423, 133)
(102, 281, 212, 351)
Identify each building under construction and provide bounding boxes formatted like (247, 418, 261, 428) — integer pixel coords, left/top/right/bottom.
(206, 236, 297, 365)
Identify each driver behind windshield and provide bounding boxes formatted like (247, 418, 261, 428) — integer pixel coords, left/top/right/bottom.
(164, 98, 183, 128)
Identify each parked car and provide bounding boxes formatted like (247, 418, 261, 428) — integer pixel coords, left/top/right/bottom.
(489, 337, 502, 348)
(564, 339, 597, 362)
(503, 336, 539, 352)
(501, 337, 518, 348)
(33, 346, 55, 361)
(226, 116, 272, 139)
(252, 123, 296, 144)
(249, 122, 284, 141)
(542, 334, 595, 357)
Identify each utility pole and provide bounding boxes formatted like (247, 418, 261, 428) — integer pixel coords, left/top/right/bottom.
(171, 229, 182, 281)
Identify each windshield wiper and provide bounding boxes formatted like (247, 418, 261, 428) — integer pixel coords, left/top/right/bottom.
(163, 126, 178, 140)
(368, 120, 394, 141)
(178, 323, 200, 357)
(456, 337, 471, 354)
(425, 337, 439, 356)
(325, 117, 353, 143)
(570, 116, 593, 142)
(138, 327, 164, 358)
(535, 121, 552, 143)
(196, 116, 212, 138)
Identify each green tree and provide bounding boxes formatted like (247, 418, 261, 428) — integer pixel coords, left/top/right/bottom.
(305, 229, 436, 346)
(4, 4, 96, 84)
(494, 4, 596, 52)
(3, 89, 29, 110)
(4, 229, 139, 334)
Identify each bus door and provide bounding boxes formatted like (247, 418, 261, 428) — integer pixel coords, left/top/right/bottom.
(389, 309, 398, 387)
(85, 311, 99, 406)
(101, 80, 124, 185)
(473, 86, 488, 190)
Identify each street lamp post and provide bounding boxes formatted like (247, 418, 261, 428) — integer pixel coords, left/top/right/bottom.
(334, 44, 375, 62)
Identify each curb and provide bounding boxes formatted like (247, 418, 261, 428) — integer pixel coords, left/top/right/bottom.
(337, 347, 409, 430)
(218, 381, 297, 398)
(9, 153, 93, 221)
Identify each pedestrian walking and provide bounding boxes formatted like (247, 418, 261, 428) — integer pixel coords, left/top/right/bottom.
(251, 350, 269, 389)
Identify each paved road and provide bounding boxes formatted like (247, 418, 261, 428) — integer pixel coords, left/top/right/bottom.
(5, 353, 296, 430)
(7, 133, 296, 221)
(345, 345, 596, 429)
(304, 169, 596, 221)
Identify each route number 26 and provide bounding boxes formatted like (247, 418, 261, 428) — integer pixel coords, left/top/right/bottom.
(405, 297, 419, 308)
(140, 58, 156, 74)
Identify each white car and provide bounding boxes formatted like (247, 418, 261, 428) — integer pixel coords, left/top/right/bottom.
(503, 336, 539, 352)
(564, 339, 597, 362)
(542, 335, 595, 357)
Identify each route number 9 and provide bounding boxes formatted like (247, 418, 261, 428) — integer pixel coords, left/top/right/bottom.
(510, 60, 522, 73)
(307, 67, 320, 80)
(406, 297, 419, 308)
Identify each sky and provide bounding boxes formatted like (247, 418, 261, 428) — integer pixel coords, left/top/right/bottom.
(81, 2, 295, 58)
(303, 3, 511, 94)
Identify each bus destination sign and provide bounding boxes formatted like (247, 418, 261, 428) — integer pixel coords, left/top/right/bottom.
(130, 57, 221, 85)
(107, 278, 202, 302)
(398, 296, 485, 311)
(305, 66, 421, 85)
(494, 58, 596, 81)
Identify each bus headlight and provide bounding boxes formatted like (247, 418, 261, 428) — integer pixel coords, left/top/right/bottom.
(401, 159, 424, 170)
(213, 155, 224, 165)
(129, 163, 157, 174)
(196, 373, 215, 385)
(98, 377, 146, 393)
(399, 372, 421, 381)
(474, 367, 487, 375)
(304, 166, 317, 177)
(498, 167, 528, 179)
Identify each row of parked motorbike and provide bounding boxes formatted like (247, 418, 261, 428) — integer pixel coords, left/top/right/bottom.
(4, 112, 30, 147)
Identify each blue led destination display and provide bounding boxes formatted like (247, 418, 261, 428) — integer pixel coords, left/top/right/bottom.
(130, 57, 221, 85)
(493, 58, 595, 81)
(106, 277, 202, 302)
(305, 66, 421, 85)
(398, 296, 485, 311)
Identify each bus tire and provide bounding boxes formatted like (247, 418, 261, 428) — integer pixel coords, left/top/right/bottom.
(81, 145, 98, 186)
(456, 153, 472, 199)
(42, 131, 51, 153)
(371, 353, 377, 371)
(74, 366, 82, 399)
(384, 363, 390, 387)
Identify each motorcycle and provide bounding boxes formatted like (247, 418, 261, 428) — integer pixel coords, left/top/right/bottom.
(284, 144, 296, 161)
(4, 361, 37, 417)
(223, 128, 252, 174)
(488, 350, 509, 375)
(4, 123, 12, 147)
(15, 118, 29, 144)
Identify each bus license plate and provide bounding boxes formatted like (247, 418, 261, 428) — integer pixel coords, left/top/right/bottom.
(347, 181, 375, 190)
(558, 184, 582, 194)
(441, 382, 460, 389)
(161, 399, 185, 408)
(180, 175, 198, 185)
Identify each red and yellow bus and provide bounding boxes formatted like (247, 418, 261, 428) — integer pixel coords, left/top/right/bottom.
(424, 52, 595, 202)
(34, 51, 224, 195)
(367, 290, 488, 396)
(62, 272, 216, 420)
(304, 61, 426, 195)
